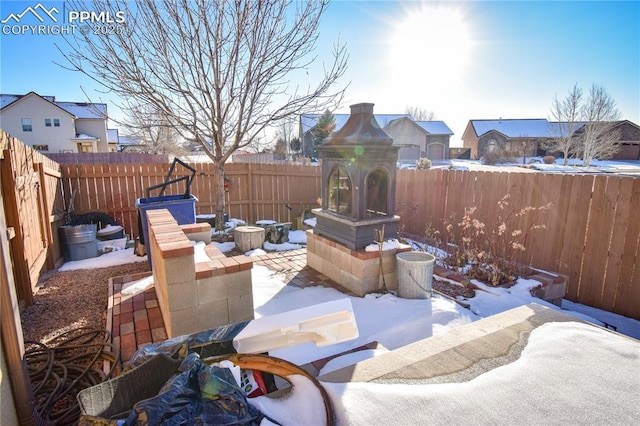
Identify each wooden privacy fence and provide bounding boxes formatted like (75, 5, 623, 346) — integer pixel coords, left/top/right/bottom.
(59, 162, 322, 241)
(2, 131, 638, 320)
(396, 169, 640, 320)
(1, 133, 66, 304)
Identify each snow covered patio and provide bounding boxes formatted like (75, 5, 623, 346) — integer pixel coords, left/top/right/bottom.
(108, 248, 353, 362)
(101, 246, 639, 424)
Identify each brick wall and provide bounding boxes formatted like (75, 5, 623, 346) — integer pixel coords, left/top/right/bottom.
(146, 209, 254, 337)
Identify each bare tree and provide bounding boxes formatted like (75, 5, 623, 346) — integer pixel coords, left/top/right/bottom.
(58, 0, 348, 227)
(274, 138, 288, 156)
(545, 83, 621, 166)
(123, 102, 188, 157)
(579, 84, 621, 166)
(405, 106, 436, 121)
(513, 138, 539, 165)
(276, 117, 297, 158)
(544, 83, 583, 165)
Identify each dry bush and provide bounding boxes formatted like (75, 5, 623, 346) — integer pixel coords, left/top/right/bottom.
(425, 195, 552, 286)
(415, 157, 432, 169)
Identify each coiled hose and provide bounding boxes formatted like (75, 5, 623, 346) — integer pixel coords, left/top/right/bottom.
(24, 327, 120, 425)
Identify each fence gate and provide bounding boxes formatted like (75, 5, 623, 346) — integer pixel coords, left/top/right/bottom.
(1, 139, 54, 305)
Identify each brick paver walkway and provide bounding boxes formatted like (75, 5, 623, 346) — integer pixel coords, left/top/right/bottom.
(108, 249, 353, 364)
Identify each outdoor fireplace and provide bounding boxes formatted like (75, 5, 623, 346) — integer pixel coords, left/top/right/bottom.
(314, 103, 400, 250)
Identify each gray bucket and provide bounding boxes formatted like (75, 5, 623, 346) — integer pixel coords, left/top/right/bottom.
(396, 252, 435, 299)
(60, 225, 98, 260)
(61, 224, 97, 244)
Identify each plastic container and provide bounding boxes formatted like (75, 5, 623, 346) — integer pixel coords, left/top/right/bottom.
(196, 213, 229, 229)
(233, 298, 358, 354)
(135, 194, 198, 267)
(97, 237, 127, 254)
(60, 224, 98, 261)
(396, 252, 435, 299)
(97, 225, 124, 241)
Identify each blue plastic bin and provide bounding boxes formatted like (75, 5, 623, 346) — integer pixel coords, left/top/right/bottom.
(135, 194, 198, 267)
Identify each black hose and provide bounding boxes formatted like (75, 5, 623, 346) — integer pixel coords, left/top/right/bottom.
(24, 326, 120, 425)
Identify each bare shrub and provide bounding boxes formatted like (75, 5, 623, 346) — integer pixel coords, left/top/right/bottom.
(428, 195, 552, 286)
(481, 151, 502, 165)
(416, 157, 432, 169)
(543, 155, 556, 164)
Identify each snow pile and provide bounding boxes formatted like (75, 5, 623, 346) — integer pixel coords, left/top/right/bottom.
(364, 239, 411, 252)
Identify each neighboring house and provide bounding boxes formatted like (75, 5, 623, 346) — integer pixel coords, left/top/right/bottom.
(593, 120, 640, 160)
(462, 118, 640, 161)
(107, 129, 119, 152)
(462, 119, 551, 160)
(299, 112, 411, 158)
(117, 135, 145, 152)
(0, 92, 111, 153)
(383, 117, 453, 163)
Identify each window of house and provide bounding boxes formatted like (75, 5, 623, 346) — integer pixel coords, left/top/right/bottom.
(45, 118, 52, 127)
(53, 119, 60, 127)
(487, 139, 497, 152)
(33, 145, 49, 151)
(21, 118, 32, 132)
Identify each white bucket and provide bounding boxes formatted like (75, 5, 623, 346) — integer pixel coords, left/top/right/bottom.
(396, 252, 435, 299)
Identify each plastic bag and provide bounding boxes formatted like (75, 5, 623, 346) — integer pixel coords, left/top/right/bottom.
(125, 353, 265, 425)
(124, 321, 250, 371)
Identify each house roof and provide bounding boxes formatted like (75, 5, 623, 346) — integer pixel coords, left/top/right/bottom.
(471, 119, 553, 138)
(414, 121, 453, 135)
(56, 101, 107, 119)
(117, 135, 143, 146)
(107, 129, 119, 143)
(1, 92, 73, 117)
(385, 116, 454, 136)
(470, 119, 589, 139)
(0, 92, 107, 119)
(73, 133, 99, 140)
(300, 113, 412, 135)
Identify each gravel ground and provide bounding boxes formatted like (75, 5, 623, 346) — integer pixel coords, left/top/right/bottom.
(20, 260, 473, 346)
(20, 262, 150, 346)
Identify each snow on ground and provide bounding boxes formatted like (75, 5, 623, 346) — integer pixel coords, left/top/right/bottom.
(320, 321, 639, 425)
(57, 225, 640, 342)
(57, 248, 147, 272)
(437, 158, 640, 175)
(57, 222, 640, 425)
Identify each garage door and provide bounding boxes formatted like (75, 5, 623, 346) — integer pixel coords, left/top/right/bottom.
(427, 143, 445, 160)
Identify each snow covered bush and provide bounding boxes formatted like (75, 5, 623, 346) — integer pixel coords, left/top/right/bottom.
(415, 157, 432, 169)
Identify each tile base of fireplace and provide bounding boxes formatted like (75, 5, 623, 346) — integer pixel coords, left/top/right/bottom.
(306, 230, 411, 297)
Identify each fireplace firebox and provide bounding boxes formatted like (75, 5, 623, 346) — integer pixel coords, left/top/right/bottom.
(313, 103, 400, 250)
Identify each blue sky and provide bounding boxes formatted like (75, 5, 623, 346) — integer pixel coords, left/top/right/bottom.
(1, 0, 638, 145)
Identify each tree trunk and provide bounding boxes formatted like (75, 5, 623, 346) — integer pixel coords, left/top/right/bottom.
(213, 162, 226, 230)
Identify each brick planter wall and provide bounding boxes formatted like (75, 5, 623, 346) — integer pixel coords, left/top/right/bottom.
(146, 209, 254, 338)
